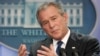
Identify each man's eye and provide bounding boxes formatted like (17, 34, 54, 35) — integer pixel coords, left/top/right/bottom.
(52, 17, 56, 20)
(42, 22, 48, 25)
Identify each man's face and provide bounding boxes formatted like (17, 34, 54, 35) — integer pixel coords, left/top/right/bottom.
(38, 6, 68, 40)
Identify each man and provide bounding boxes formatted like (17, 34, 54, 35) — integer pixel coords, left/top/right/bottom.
(18, 2, 100, 56)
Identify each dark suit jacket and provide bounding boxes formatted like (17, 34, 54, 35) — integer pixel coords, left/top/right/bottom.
(29, 32, 100, 56)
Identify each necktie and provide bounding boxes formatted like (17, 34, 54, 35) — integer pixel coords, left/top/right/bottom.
(56, 41, 63, 56)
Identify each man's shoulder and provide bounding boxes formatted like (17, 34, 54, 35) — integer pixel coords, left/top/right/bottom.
(31, 37, 52, 47)
(29, 37, 52, 53)
(70, 32, 99, 43)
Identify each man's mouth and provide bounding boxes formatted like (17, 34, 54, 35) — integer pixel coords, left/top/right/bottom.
(51, 29, 59, 34)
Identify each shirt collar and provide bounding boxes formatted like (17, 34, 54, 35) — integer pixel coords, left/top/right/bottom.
(62, 29, 70, 46)
(53, 29, 70, 47)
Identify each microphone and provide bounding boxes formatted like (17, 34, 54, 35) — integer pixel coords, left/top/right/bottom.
(60, 48, 67, 56)
(72, 47, 79, 56)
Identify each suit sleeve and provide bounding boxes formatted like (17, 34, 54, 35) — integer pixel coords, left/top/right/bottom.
(29, 41, 42, 56)
(84, 37, 100, 56)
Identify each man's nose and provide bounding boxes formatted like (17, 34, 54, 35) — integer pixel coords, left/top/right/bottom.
(49, 21, 55, 28)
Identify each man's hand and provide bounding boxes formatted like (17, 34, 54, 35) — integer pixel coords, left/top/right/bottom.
(18, 44, 27, 56)
(37, 44, 57, 56)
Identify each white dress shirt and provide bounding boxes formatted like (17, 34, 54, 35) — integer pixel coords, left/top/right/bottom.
(53, 29, 70, 56)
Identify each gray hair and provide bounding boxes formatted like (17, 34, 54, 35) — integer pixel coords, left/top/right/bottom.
(36, 2, 65, 25)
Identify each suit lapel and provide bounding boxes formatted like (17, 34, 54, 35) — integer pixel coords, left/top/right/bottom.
(65, 32, 80, 56)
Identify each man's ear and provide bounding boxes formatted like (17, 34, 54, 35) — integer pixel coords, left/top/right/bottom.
(63, 13, 68, 22)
